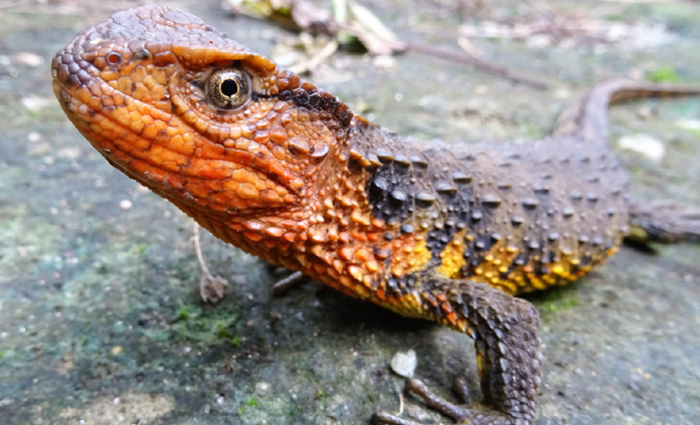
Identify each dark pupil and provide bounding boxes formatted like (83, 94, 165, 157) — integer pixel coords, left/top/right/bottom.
(221, 79, 239, 97)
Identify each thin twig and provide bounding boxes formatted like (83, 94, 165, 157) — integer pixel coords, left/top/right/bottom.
(0, 0, 32, 11)
(193, 222, 229, 303)
(289, 39, 339, 74)
(193, 222, 211, 278)
(271, 271, 305, 296)
(405, 41, 548, 90)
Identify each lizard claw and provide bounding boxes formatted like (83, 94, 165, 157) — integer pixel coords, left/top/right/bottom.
(199, 272, 229, 304)
(373, 377, 524, 425)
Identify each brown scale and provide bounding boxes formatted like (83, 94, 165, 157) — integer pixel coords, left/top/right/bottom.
(52, 6, 700, 425)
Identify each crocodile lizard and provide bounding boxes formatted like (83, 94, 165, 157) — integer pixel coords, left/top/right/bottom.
(51, 6, 700, 424)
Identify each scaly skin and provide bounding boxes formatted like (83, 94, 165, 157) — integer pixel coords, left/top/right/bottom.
(51, 6, 700, 424)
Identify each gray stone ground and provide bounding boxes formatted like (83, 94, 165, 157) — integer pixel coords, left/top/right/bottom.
(1, 1, 700, 424)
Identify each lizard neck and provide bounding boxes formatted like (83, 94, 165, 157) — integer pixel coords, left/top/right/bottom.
(176, 115, 382, 266)
(177, 116, 434, 302)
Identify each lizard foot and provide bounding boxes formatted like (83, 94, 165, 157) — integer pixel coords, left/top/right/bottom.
(373, 377, 524, 425)
(199, 273, 229, 304)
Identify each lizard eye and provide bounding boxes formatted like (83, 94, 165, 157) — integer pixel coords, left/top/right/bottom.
(205, 68, 251, 110)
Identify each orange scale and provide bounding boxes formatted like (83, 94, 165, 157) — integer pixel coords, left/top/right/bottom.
(441, 301, 453, 313)
(196, 165, 226, 180)
(130, 159, 150, 173)
(243, 220, 263, 231)
(264, 227, 284, 238)
(243, 232, 263, 242)
(229, 198, 248, 210)
(221, 179, 239, 192)
(326, 267, 340, 280)
(145, 166, 169, 183)
(326, 228, 339, 242)
(258, 189, 283, 204)
(236, 182, 259, 199)
(310, 244, 324, 257)
(348, 266, 364, 282)
(355, 249, 371, 261)
(202, 179, 223, 192)
(339, 246, 355, 261)
(208, 203, 227, 213)
(332, 259, 345, 274)
(253, 179, 268, 191)
(365, 261, 379, 273)
(163, 173, 186, 190)
(185, 182, 211, 199)
(350, 232, 367, 242)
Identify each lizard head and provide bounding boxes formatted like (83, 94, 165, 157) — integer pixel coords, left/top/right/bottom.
(51, 5, 356, 217)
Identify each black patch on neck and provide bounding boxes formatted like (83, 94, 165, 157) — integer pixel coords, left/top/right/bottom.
(275, 88, 353, 126)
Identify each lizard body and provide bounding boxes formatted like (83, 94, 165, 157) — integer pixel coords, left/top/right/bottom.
(51, 6, 700, 424)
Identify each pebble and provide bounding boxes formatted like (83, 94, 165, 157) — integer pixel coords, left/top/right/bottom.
(255, 381, 271, 396)
(390, 349, 417, 378)
(617, 134, 665, 163)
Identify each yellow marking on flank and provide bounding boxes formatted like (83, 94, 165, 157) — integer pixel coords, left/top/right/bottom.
(437, 229, 468, 278)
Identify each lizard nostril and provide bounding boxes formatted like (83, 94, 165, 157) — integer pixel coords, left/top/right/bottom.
(106, 52, 122, 64)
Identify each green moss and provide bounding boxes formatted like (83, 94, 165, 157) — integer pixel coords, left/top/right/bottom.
(539, 289, 581, 316)
(176, 307, 190, 321)
(170, 304, 238, 343)
(647, 67, 680, 83)
(247, 398, 258, 407)
(231, 336, 241, 347)
(214, 323, 230, 338)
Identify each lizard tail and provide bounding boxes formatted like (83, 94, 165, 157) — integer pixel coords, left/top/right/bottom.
(628, 200, 700, 244)
(551, 79, 700, 144)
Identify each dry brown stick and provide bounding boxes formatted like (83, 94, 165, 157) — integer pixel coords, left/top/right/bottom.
(0, 0, 32, 11)
(405, 41, 548, 90)
(193, 222, 229, 303)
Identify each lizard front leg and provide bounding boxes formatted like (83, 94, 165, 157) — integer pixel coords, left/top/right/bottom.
(374, 277, 542, 425)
